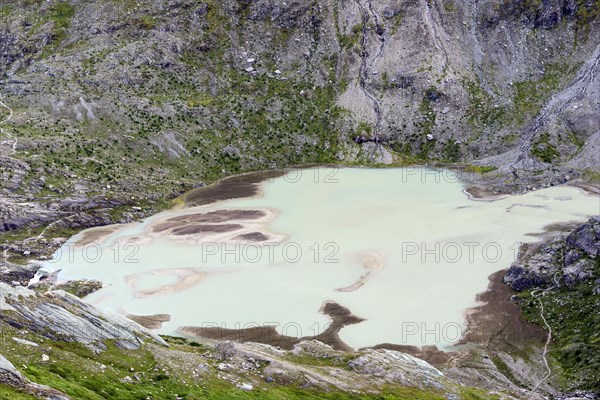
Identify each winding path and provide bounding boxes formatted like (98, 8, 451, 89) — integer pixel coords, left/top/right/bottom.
(530, 271, 561, 393)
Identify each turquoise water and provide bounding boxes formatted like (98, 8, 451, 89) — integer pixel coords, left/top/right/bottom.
(46, 168, 600, 349)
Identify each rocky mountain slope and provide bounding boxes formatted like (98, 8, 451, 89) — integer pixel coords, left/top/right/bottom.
(1, 0, 599, 262)
(1, 1, 600, 399)
(505, 217, 600, 393)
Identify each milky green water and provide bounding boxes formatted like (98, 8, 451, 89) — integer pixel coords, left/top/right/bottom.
(46, 168, 600, 350)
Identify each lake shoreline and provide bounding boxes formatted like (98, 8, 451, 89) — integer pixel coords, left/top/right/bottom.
(14, 166, 600, 364)
(122, 166, 597, 359)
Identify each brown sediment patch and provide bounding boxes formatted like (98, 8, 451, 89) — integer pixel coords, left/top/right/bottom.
(183, 165, 338, 206)
(127, 313, 171, 329)
(567, 179, 600, 196)
(463, 185, 507, 201)
(151, 221, 179, 233)
(184, 170, 286, 206)
(233, 232, 270, 242)
(178, 301, 364, 352)
(167, 209, 266, 223)
(152, 222, 243, 235)
(113, 235, 152, 246)
(336, 254, 384, 292)
(75, 225, 123, 247)
(523, 220, 582, 242)
(128, 268, 205, 298)
(170, 224, 243, 236)
(145, 207, 285, 244)
(505, 203, 547, 212)
(459, 269, 546, 350)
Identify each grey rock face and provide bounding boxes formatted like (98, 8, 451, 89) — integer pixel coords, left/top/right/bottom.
(246, 1, 312, 29)
(0, 262, 39, 286)
(556, 393, 599, 400)
(504, 238, 563, 290)
(291, 340, 337, 359)
(348, 348, 443, 388)
(504, 217, 600, 291)
(207, 340, 446, 392)
(0, 354, 25, 389)
(563, 258, 596, 287)
(562, 217, 599, 287)
(565, 216, 600, 262)
(0, 283, 167, 352)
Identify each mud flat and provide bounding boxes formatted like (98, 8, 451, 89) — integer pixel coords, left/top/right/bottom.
(74, 225, 129, 247)
(184, 170, 287, 206)
(459, 269, 547, 348)
(179, 301, 364, 352)
(126, 313, 171, 329)
(145, 208, 284, 244)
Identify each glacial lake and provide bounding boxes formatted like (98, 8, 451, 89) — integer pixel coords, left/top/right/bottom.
(46, 168, 600, 350)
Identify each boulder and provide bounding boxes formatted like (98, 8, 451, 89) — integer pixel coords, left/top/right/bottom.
(291, 340, 337, 359)
(348, 349, 443, 388)
(564, 216, 600, 263)
(563, 258, 596, 287)
(0, 262, 39, 286)
(0, 353, 71, 399)
(504, 217, 600, 290)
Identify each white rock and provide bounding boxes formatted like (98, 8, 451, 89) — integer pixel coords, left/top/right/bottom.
(217, 363, 232, 371)
(426, 134, 434, 141)
(42, 354, 49, 362)
(238, 383, 253, 391)
(246, 58, 255, 63)
(245, 67, 254, 72)
(12, 337, 38, 347)
(274, 70, 281, 74)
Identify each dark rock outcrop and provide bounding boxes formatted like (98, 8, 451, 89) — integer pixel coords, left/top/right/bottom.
(565, 217, 600, 262)
(504, 217, 600, 291)
(0, 262, 39, 286)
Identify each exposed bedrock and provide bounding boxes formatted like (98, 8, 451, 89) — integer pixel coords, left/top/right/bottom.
(0, 282, 168, 352)
(504, 216, 600, 291)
